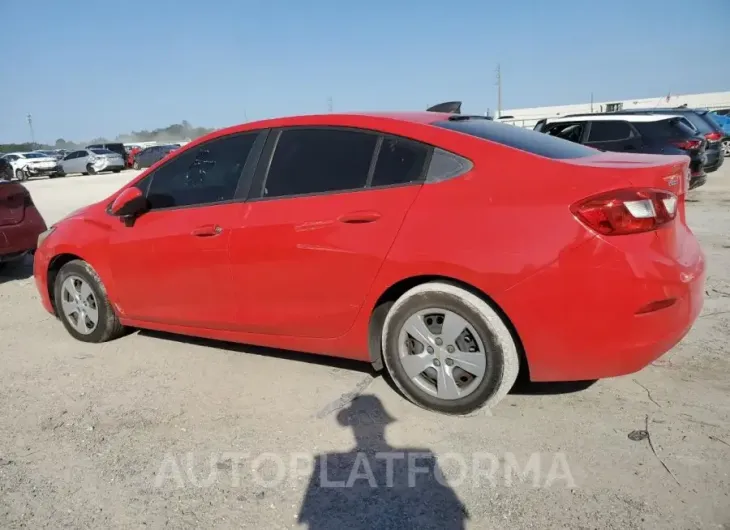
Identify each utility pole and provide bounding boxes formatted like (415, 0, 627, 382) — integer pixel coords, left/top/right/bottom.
(495, 64, 502, 119)
(590, 92, 594, 113)
(327, 96, 333, 113)
(27, 113, 35, 146)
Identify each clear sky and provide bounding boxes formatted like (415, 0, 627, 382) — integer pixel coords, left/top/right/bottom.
(1, 0, 727, 144)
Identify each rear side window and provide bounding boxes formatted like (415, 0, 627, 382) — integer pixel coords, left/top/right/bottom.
(633, 119, 696, 140)
(146, 133, 257, 209)
(586, 121, 632, 142)
(434, 119, 596, 159)
(264, 128, 377, 198)
(371, 136, 430, 187)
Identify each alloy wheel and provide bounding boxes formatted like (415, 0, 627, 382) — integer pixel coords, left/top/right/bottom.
(60, 275, 99, 335)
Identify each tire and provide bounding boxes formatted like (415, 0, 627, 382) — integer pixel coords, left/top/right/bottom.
(382, 282, 519, 415)
(15, 169, 27, 181)
(53, 259, 125, 343)
(132, 161, 139, 170)
(112, 169, 121, 173)
(86, 165, 97, 175)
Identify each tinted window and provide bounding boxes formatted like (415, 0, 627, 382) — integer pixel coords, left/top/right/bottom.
(146, 133, 257, 209)
(371, 136, 430, 187)
(544, 122, 585, 143)
(263, 128, 377, 198)
(91, 149, 114, 155)
(681, 113, 714, 134)
(633, 119, 696, 140)
(586, 121, 632, 142)
(434, 119, 596, 159)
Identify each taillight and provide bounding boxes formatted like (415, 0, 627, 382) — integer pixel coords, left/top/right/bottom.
(672, 139, 702, 150)
(705, 131, 722, 142)
(570, 188, 678, 235)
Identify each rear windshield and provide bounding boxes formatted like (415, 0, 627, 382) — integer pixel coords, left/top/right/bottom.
(633, 118, 697, 140)
(434, 119, 596, 159)
(25, 153, 46, 158)
(91, 149, 114, 155)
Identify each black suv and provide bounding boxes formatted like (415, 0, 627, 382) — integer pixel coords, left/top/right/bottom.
(562, 108, 724, 173)
(534, 114, 709, 190)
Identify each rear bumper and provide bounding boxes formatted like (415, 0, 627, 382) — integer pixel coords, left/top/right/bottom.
(704, 150, 723, 172)
(0, 206, 47, 259)
(499, 231, 706, 382)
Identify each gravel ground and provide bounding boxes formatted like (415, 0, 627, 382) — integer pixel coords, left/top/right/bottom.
(1, 166, 729, 529)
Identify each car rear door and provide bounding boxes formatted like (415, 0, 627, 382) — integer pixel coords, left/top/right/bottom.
(228, 127, 430, 339)
(583, 120, 639, 152)
(105, 131, 264, 329)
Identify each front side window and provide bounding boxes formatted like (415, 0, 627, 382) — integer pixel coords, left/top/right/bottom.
(263, 128, 377, 198)
(544, 122, 586, 144)
(371, 136, 430, 187)
(586, 121, 633, 142)
(145, 133, 257, 210)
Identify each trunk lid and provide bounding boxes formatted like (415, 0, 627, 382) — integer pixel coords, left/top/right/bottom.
(0, 182, 29, 226)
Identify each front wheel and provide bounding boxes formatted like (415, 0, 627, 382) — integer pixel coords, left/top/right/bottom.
(53, 259, 126, 343)
(15, 169, 28, 181)
(382, 282, 519, 415)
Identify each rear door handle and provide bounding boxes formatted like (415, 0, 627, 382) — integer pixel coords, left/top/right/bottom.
(191, 224, 222, 237)
(338, 211, 381, 224)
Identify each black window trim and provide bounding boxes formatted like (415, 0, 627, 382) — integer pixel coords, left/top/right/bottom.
(108, 130, 268, 215)
(247, 125, 434, 203)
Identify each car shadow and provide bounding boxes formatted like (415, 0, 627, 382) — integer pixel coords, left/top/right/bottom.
(0, 255, 34, 285)
(139, 330, 597, 400)
(298, 394, 470, 529)
(138, 329, 377, 376)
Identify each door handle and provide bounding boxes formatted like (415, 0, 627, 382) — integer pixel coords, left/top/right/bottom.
(191, 224, 222, 237)
(338, 211, 381, 224)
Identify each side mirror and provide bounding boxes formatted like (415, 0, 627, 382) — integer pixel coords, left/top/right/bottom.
(110, 187, 148, 223)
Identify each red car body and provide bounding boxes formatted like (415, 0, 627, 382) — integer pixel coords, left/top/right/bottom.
(126, 146, 142, 168)
(1, 181, 47, 263)
(33, 112, 705, 384)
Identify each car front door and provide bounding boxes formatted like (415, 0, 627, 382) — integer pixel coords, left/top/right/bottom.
(229, 127, 430, 339)
(61, 151, 82, 174)
(106, 131, 263, 329)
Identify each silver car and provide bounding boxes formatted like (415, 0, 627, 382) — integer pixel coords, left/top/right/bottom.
(59, 148, 125, 176)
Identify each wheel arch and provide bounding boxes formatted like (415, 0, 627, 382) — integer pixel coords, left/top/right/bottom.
(367, 275, 529, 379)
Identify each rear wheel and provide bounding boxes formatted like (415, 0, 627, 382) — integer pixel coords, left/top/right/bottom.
(112, 169, 121, 173)
(86, 165, 97, 175)
(53, 260, 125, 343)
(722, 139, 730, 157)
(382, 282, 519, 415)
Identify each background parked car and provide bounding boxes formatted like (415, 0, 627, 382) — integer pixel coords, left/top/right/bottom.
(0, 157, 13, 181)
(59, 149, 125, 176)
(535, 114, 709, 189)
(0, 180, 47, 270)
(86, 142, 127, 162)
(132, 144, 180, 169)
(0, 152, 61, 181)
(566, 108, 725, 173)
(709, 112, 730, 156)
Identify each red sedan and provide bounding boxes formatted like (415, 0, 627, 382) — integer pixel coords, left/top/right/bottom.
(1, 180, 47, 269)
(32, 111, 705, 414)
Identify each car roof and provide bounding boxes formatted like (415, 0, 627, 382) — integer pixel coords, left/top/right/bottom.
(545, 114, 684, 124)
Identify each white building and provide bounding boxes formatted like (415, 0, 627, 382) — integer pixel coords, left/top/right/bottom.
(498, 91, 730, 129)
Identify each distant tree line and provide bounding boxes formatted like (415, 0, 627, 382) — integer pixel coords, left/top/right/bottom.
(0, 121, 216, 154)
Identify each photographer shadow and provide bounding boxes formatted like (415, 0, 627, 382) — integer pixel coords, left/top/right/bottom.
(298, 395, 469, 530)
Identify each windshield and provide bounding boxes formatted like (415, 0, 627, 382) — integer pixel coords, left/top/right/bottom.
(91, 148, 115, 155)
